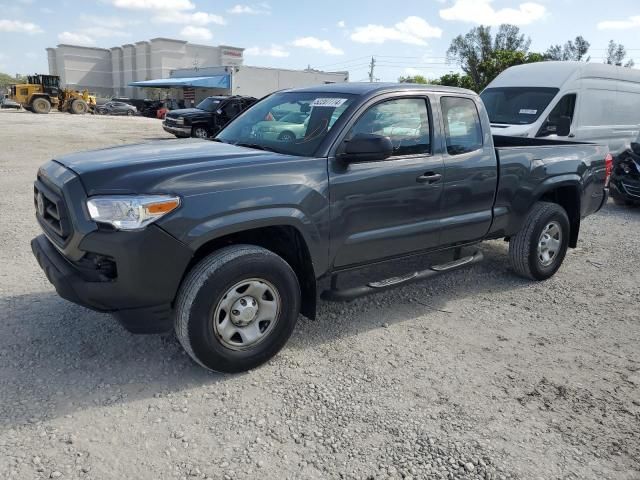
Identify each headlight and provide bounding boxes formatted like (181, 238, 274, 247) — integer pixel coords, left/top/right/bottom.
(176, 117, 185, 125)
(86, 195, 180, 230)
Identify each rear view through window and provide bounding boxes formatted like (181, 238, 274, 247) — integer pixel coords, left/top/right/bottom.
(481, 87, 559, 125)
(217, 92, 355, 156)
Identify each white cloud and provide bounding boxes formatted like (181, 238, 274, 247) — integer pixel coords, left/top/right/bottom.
(110, 0, 194, 10)
(86, 26, 129, 37)
(292, 36, 344, 55)
(153, 11, 226, 25)
(598, 16, 640, 30)
(40, 7, 54, 14)
(439, 0, 546, 26)
(337, 20, 346, 28)
(0, 19, 43, 34)
(350, 16, 441, 45)
(228, 3, 271, 14)
(180, 25, 212, 41)
(79, 15, 140, 29)
(58, 31, 95, 45)
(245, 44, 289, 57)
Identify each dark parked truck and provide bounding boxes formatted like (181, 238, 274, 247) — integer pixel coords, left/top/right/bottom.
(31, 84, 610, 372)
(163, 95, 257, 139)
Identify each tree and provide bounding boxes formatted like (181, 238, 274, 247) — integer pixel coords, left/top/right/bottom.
(605, 40, 634, 67)
(431, 73, 475, 90)
(545, 36, 590, 61)
(0, 72, 19, 89)
(446, 24, 532, 91)
(478, 51, 546, 86)
(398, 75, 428, 84)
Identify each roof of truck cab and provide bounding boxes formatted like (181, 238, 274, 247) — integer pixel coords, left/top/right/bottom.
(285, 82, 476, 96)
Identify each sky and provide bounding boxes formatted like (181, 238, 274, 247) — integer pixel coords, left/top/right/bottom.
(0, 0, 639, 82)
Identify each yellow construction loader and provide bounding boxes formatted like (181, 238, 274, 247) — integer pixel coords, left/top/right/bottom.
(9, 74, 94, 114)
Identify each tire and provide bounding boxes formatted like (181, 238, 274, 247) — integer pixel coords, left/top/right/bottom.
(31, 97, 51, 114)
(278, 131, 295, 142)
(175, 245, 301, 373)
(126, 110, 134, 116)
(508, 201, 570, 281)
(611, 189, 632, 206)
(192, 126, 209, 139)
(70, 99, 88, 115)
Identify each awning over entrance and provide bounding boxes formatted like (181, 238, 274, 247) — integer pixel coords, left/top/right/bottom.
(128, 74, 230, 89)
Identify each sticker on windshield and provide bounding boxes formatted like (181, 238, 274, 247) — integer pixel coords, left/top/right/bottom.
(519, 109, 538, 115)
(311, 98, 347, 108)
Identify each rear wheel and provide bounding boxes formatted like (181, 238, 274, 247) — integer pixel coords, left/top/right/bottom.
(509, 201, 570, 280)
(175, 245, 301, 373)
(126, 109, 134, 116)
(31, 97, 51, 114)
(70, 99, 88, 114)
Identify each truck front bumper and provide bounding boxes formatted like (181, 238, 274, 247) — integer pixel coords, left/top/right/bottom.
(31, 226, 193, 334)
(162, 123, 191, 138)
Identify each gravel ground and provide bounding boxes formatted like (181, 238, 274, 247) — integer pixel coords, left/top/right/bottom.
(0, 109, 639, 480)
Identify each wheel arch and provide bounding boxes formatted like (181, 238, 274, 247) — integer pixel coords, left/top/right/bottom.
(534, 177, 581, 248)
(278, 130, 296, 140)
(183, 222, 319, 320)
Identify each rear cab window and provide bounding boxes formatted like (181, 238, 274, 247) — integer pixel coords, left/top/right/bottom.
(440, 96, 483, 155)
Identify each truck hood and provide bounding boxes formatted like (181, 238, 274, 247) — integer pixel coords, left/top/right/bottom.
(166, 108, 208, 120)
(54, 139, 294, 196)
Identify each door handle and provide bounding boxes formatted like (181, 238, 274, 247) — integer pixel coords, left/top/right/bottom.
(568, 133, 575, 138)
(416, 172, 442, 184)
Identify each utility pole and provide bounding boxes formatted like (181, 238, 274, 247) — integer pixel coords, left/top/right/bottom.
(368, 56, 376, 82)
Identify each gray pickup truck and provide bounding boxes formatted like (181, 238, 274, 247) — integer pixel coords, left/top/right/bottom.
(31, 83, 609, 372)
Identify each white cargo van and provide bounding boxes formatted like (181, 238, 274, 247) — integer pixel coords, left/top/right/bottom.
(481, 61, 640, 154)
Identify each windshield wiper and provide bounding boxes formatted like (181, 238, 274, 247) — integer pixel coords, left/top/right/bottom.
(210, 138, 228, 143)
(234, 142, 279, 153)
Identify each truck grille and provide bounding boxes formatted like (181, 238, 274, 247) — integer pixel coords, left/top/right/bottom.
(164, 117, 178, 127)
(622, 181, 640, 198)
(34, 179, 71, 243)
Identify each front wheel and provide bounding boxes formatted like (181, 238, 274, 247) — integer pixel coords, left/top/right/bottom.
(174, 245, 301, 373)
(508, 201, 570, 280)
(192, 126, 209, 139)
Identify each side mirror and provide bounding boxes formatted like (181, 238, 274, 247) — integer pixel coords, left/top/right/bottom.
(340, 133, 393, 162)
(556, 115, 571, 137)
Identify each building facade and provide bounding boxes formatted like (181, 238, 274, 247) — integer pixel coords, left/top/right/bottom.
(47, 38, 244, 98)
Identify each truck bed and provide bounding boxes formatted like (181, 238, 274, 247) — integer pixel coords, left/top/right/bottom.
(488, 135, 609, 241)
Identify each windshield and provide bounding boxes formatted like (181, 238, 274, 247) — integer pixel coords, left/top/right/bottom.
(197, 97, 222, 112)
(480, 87, 559, 125)
(216, 92, 356, 156)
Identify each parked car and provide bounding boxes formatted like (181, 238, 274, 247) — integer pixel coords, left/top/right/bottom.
(610, 133, 640, 205)
(31, 83, 610, 373)
(163, 95, 256, 138)
(95, 101, 137, 116)
(1, 96, 21, 110)
(481, 61, 640, 155)
(253, 111, 310, 141)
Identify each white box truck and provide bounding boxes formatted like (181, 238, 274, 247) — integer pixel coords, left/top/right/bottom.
(481, 61, 640, 154)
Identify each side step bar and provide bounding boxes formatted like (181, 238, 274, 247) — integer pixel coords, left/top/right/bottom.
(321, 250, 483, 302)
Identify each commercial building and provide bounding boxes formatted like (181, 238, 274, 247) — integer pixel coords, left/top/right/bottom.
(130, 65, 349, 104)
(46, 38, 349, 101)
(47, 38, 244, 98)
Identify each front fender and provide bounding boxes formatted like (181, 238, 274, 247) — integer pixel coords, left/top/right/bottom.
(179, 206, 328, 276)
